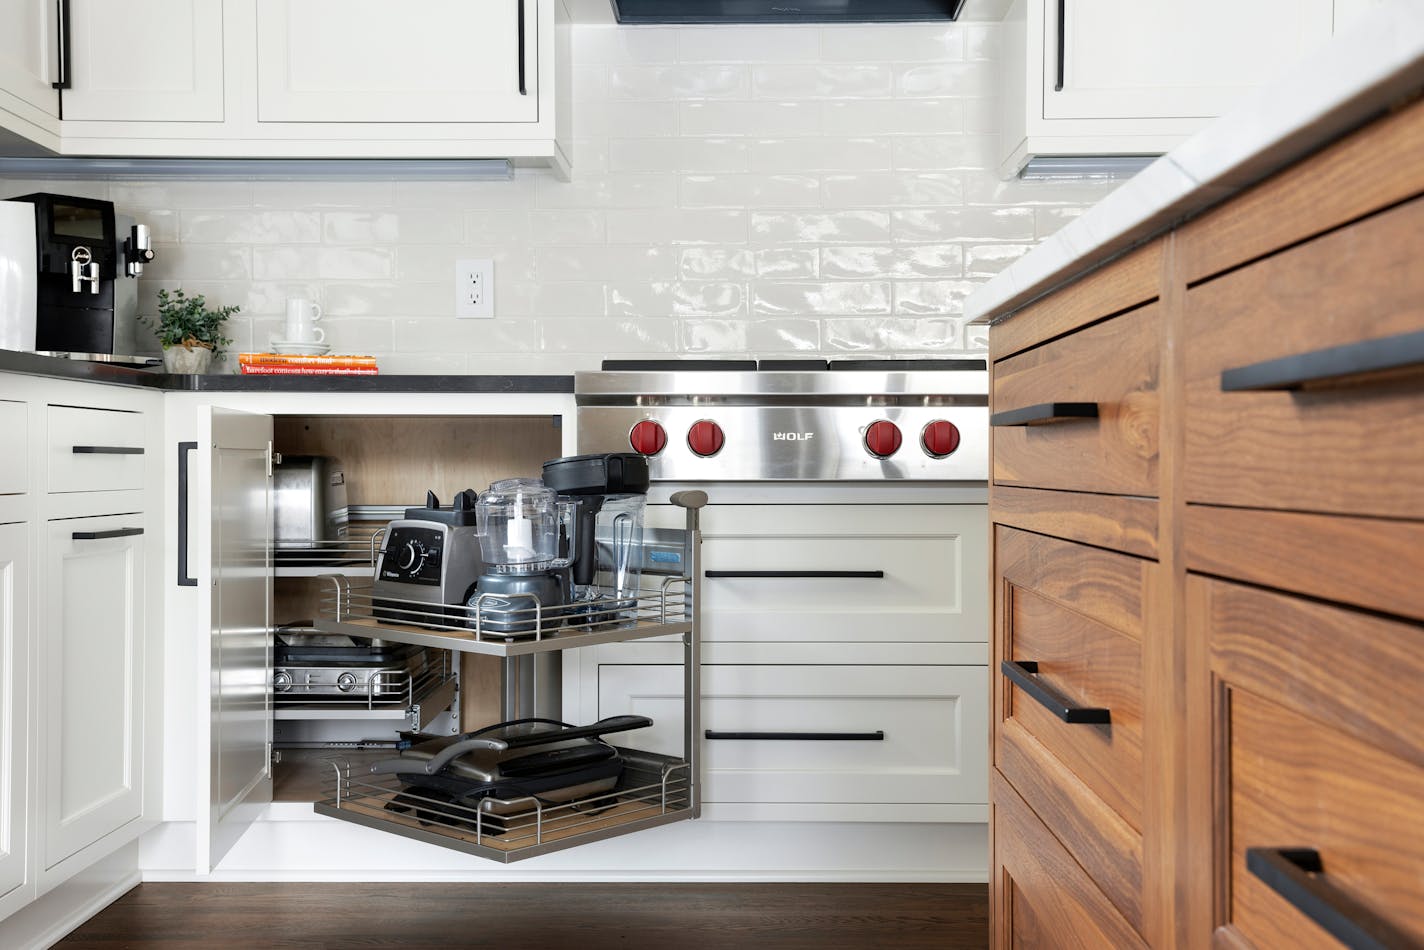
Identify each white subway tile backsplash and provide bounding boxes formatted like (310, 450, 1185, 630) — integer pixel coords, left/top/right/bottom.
(892, 207, 1036, 242)
(682, 317, 821, 353)
(15, 21, 1122, 372)
(820, 25, 964, 63)
(681, 100, 823, 137)
(680, 173, 821, 209)
(823, 316, 960, 351)
(823, 99, 964, 136)
(747, 137, 893, 173)
(609, 137, 749, 173)
(751, 210, 892, 244)
(610, 65, 750, 100)
(751, 65, 894, 99)
(752, 281, 891, 316)
(538, 318, 678, 354)
(575, 26, 679, 66)
(606, 281, 745, 318)
(678, 27, 822, 63)
(679, 247, 756, 279)
(606, 209, 748, 245)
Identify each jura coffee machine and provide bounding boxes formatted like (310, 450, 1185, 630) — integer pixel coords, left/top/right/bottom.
(2, 193, 158, 365)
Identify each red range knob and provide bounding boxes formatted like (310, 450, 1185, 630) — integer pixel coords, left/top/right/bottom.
(864, 420, 902, 458)
(687, 420, 725, 457)
(921, 420, 961, 458)
(629, 420, 668, 456)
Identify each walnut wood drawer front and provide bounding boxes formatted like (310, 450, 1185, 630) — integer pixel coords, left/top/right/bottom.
(1193, 575, 1424, 949)
(996, 526, 1148, 932)
(992, 303, 1160, 497)
(46, 405, 147, 494)
(994, 772, 1146, 950)
(1184, 195, 1424, 519)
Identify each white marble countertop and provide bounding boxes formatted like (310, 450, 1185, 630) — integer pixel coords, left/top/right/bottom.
(965, 0, 1424, 326)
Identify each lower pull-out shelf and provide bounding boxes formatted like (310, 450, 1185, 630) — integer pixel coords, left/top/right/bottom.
(313, 748, 693, 863)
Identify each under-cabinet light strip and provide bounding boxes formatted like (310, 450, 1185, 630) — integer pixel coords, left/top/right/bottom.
(0, 157, 514, 180)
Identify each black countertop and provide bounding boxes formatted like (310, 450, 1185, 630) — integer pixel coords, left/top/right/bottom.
(0, 350, 575, 393)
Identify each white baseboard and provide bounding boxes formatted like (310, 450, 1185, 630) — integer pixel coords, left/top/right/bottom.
(139, 814, 990, 884)
(0, 843, 141, 950)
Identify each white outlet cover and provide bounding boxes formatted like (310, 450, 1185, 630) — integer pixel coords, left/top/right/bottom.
(455, 258, 494, 319)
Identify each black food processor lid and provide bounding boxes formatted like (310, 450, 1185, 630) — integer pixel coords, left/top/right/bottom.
(542, 453, 650, 496)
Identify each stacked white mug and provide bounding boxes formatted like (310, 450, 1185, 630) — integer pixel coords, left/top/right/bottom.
(285, 297, 325, 345)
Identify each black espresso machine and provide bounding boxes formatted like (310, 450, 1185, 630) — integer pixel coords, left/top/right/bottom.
(3, 193, 158, 365)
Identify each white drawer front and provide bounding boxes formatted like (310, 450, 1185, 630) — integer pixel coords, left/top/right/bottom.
(654, 504, 988, 643)
(47, 406, 147, 494)
(0, 401, 26, 495)
(598, 664, 988, 808)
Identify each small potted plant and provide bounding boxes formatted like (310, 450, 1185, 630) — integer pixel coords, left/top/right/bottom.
(142, 288, 239, 374)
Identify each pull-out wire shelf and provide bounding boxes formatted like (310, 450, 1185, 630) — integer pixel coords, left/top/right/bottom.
(313, 748, 693, 863)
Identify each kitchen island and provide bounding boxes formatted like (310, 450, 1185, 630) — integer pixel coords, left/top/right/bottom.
(971, 3, 1424, 946)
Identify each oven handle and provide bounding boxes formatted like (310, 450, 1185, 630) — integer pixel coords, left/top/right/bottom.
(704, 570, 885, 579)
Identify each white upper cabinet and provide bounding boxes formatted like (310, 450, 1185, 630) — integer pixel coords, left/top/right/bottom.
(256, 0, 537, 124)
(0, 0, 59, 142)
(997, 0, 1343, 176)
(1044, 0, 1333, 121)
(0, 521, 31, 919)
(60, 0, 224, 123)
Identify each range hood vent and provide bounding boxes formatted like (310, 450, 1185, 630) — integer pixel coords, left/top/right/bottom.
(611, 0, 966, 24)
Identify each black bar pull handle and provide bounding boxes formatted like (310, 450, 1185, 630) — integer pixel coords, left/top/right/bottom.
(72, 527, 143, 541)
(517, 0, 527, 96)
(1001, 660, 1110, 725)
(1054, 0, 1066, 92)
(704, 570, 885, 579)
(990, 402, 1098, 427)
(705, 730, 885, 741)
(72, 445, 144, 455)
(177, 441, 197, 587)
(1221, 329, 1424, 392)
(52, 0, 71, 90)
(1245, 848, 1417, 950)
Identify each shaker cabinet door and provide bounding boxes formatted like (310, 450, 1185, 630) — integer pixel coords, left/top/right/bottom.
(0, 521, 31, 916)
(40, 514, 143, 870)
(60, 0, 224, 123)
(1043, 0, 1333, 121)
(0, 0, 59, 129)
(256, 0, 537, 124)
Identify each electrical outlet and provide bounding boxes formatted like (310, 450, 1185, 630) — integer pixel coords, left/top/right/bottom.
(455, 258, 494, 319)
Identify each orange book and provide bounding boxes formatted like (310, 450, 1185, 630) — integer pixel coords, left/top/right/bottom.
(239, 364, 379, 376)
(238, 352, 379, 369)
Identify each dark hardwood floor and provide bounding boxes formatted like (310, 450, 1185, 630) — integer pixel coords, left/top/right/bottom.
(58, 882, 987, 949)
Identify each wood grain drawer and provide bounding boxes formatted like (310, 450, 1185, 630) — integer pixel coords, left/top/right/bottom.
(993, 303, 1160, 497)
(995, 526, 1149, 931)
(46, 405, 147, 494)
(0, 401, 26, 495)
(1193, 575, 1424, 948)
(993, 771, 1146, 949)
(1184, 195, 1424, 519)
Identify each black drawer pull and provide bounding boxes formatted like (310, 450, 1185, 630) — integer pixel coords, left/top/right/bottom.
(704, 570, 885, 579)
(1246, 848, 1416, 950)
(1001, 660, 1110, 725)
(1054, 0, 1066, 92)
(705, 730, 885, 741)
(72, 445, 144, 455)
(72, 527, 143, 541)
(1221, 329, 1424, 392)
(517, 0, 527, 96)
(177, 441, 198, 587)
(990, 402, 1098, 427)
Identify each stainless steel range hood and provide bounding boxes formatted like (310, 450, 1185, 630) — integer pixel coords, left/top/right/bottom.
(610, 0, 966, 23)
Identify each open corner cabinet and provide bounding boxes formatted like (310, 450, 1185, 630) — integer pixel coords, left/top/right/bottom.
(199, 405, 703, 867)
